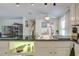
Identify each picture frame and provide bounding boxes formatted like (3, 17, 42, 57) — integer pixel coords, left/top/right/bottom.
(41, 22, 47, 28)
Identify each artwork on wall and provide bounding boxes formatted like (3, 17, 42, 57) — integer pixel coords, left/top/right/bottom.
(41, 22, 47, 28)
(25, 20, 28, 27)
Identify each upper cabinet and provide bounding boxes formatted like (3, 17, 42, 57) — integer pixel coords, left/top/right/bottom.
(70, 4, 79, 25)
(70, 4, 75, 25)
(70, 4, 79, 33)
(76, 4, 79, 24)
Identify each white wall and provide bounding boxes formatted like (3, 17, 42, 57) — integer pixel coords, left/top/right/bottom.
(23, 17, 34, 39)
(59, 10, 71, 36)
(23, 17, 30, 39)
(36, 18, 59, 38)
(36, 19, 47, 36)
(23, 17, 59, 39)
(59, 15, 65, 36)
(65, 10, 71, 36)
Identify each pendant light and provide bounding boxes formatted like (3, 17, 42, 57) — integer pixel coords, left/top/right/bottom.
(53, 3, 56, 6)
(44, 3, 47, 5)
(44, 16, 50, 20)
(31, 3, 35, 6)
(16, 3, 20, 7)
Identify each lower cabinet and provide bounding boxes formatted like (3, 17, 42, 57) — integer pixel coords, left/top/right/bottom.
(34, 47, 71, 56)
(34, 41, 72, 56)
(54, 47, 71, 56)
(75, 43, 79, 56)
(35, 47, 54, 56)
(0, 41, 72, 56)
(0, 41, 9, 56)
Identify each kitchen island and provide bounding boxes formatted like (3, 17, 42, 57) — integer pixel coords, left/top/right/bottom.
(0, 39, 75, 56)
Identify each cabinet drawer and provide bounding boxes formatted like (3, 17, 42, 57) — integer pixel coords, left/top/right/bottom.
(35, 41, 72, 48)
(53, 42, 73, 47)
(35, 42, 53, 47)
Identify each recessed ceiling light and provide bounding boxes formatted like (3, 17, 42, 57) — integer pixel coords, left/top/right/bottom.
(16, 3, 20, 7)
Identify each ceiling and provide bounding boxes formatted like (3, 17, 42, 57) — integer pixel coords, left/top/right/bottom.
(0, 3, 72, 19)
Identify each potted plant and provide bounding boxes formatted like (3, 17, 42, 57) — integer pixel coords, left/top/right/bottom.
(56, 30, 59, 34)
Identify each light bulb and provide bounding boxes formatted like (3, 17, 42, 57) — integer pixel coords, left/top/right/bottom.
(31, 3, 34, 6)
(16, 3, 20, 7)
(44, 16, 50, 20)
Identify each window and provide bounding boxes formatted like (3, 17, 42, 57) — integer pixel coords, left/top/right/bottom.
(61, 19, 65, 29)
(62, 29, 65, 36)
(60, 15, 66, 36)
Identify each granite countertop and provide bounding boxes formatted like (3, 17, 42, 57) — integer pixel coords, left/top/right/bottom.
(0, 36, 71, 41)
(0, 35, 71, 41)
(0, 38, 71, 41)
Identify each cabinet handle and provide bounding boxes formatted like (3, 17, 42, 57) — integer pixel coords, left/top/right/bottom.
(49, 52, 52, 54)
(54, 52, 56, 54)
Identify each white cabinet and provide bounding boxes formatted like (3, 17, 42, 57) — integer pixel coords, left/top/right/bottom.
(0, 41, 73, 56)
(34, 41, 72, 56)
(0, 41, 9, 55)
(74, 43, 79, 56)
(70, 4, 75, 25)
(70, 4, 79, 25)
(34, 41, 54, 56)
(75, 4, 79, 25)
(35, 41, 54, 47)
(54, 47, 71, 56)
(35, 47, 54, 56)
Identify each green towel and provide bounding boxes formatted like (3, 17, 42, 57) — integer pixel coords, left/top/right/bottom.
(70, 44, 75, 56)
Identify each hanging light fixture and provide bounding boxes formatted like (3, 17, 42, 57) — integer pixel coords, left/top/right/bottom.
(44, 3, 47, 5)
(31, 3, 35, 6)
(44, 16, 50, 20)
(16, 3, 20, 7)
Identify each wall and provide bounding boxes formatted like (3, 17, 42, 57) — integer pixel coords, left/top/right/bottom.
(36, 18, 59, 39)
(23, 17, 59, 39)
(23, 17, 28, 39)
(36, 19, 47, 36)
(59, 9, 71, 36)
(23, 17, 32, 39)
(65, 10, 71, 36)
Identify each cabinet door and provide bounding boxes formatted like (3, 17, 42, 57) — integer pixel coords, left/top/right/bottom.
(0, 41, 9, 55)
(75, 49, 79, 56)
(54, 47, 71, 56)
(35, 47, 54, 56)
(70, 4, 75, 25)
(75, 43, 79, 56)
